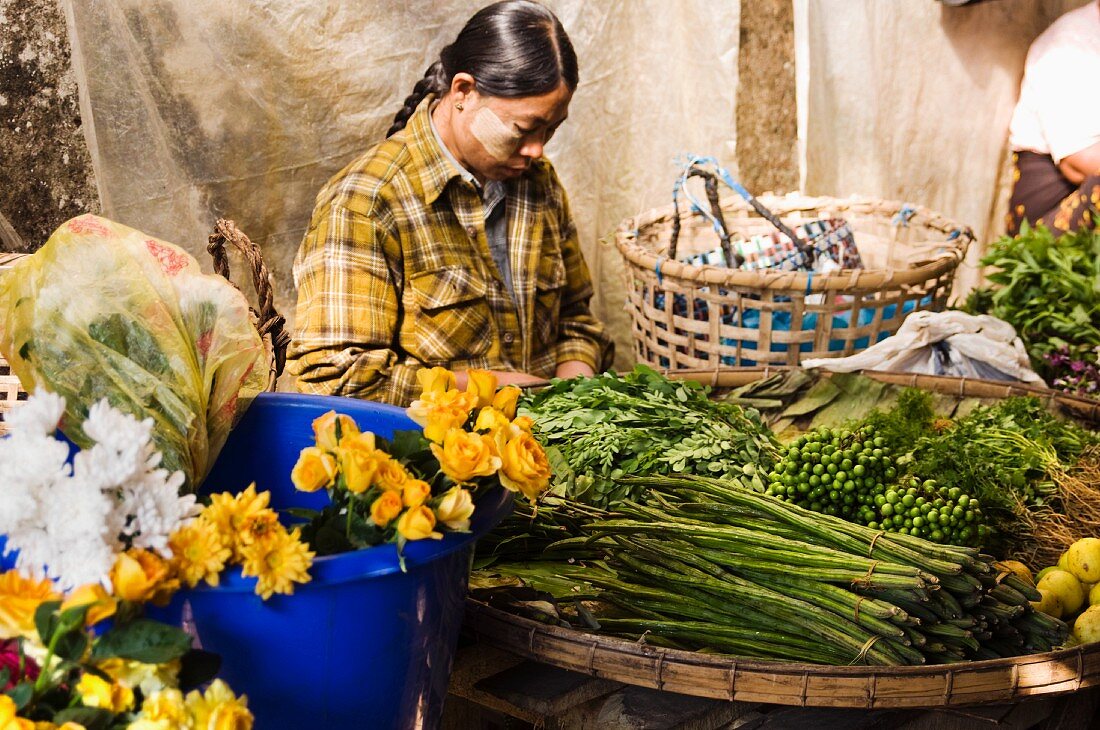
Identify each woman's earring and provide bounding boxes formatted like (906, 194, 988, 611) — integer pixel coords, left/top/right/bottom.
(455, 102, 464, 111)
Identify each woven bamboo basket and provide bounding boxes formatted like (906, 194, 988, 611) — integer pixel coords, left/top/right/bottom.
(0, 222, 289, 435)
(465, 368, 1100, 709)
(615, 195, 973, 370)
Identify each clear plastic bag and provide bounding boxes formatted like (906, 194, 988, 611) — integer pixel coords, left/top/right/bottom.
(802, 311, 1044, 384)
(0, 215, 267, 490)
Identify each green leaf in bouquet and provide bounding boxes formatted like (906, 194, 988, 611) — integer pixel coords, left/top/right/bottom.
(4, 681, 33, 710)
(0, 668, 8, 690)
(34, 600, 63, 644)
(386, 430, 430, 462)
(90, 619, 192, 664)
(178, 648, 222, 691)
(53, 706, 115, 730)
(283, 507, 322, 523)
(304, 513, 356, 557)
(53, 629, 90, 662)
(348, 511, 385, 547)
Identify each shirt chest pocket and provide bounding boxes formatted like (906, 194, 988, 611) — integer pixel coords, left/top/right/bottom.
(532, 254, 566, 345)
(408, 266, 492, 365)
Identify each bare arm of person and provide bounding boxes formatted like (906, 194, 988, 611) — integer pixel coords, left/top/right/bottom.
(1058, 141, 1100, 185)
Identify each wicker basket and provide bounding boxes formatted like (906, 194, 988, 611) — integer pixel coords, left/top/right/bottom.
(0, 222, 288, 436)
(465, 368, 1100, 709)
(615, 195, 973, 370)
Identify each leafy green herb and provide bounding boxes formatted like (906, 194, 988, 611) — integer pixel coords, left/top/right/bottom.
(522, 365, 779, 506)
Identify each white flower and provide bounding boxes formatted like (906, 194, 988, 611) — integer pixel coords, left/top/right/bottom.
(0, 391, 194, 590)
(5, 390, 65, 435)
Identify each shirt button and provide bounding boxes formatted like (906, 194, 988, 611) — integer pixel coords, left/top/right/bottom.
(502, 332, 515, 344)
(465, 225, 477, 237)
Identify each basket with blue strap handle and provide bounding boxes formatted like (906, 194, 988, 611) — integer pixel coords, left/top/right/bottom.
(614, 159, 973, 370)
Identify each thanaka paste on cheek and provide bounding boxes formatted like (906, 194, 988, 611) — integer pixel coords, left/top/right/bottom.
(470, 106, 522, 162)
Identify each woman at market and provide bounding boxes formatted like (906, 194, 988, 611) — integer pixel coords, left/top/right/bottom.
(1006, 0, 1100, 235)
(289, 0, 613, 405)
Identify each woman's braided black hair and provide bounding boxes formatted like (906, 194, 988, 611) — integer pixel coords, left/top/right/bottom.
(387, 0, 578, 137)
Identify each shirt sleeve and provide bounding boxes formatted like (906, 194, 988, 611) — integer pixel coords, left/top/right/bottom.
(549, 174, 615, 372)
(1027, 44, 1100, 163)
(288, 202, 423, 406)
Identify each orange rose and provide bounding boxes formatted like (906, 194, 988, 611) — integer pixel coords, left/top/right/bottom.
(62, 583, 117, 627)
(369, 492, 403, 528)
(465, 370, 498, 409)
(396, 506, 442, 541)
(311, 410, 360, 451)
(434, 487, 475, 531)
(492, 385, 522, 420)
(337, 432, 383, 494)
(402, 479, 433, 508)
(430, 429, 501, 483)
(290, 447, 337, 493)
(374, 456, 410, 492)
(495, 426, 552, 500)
(109, 550, 172, 603)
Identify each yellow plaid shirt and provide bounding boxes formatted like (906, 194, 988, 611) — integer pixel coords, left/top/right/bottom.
(289, 97, 613, 406)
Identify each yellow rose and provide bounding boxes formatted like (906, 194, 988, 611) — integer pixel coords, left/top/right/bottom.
(311, 410, 360, 451)
(290, 447, 337, 493)
(416, 366, 456, 396)
(396, 505, 442, 541)
(473, 407, 511, 436)
(375, 456, 410, 492)
(186, 680, 252, 730)
(434, 487, 475, 531)
(61, 583, 117, 627)
(492, 385, 522, 420)
(369, 491, 403, 528)
(0, 570, 60, 640)
(402, 479, 433, 508)
(76, 673, 134, 713)
(408, 389, 478, 443)
(430, 429, 501, 483)
(511, 415, 535, 433)
(0, 695, 33, 730)
(465, 369, 498, 408)
(132, 688, 188, 726)
(338, 432, 383, 494)
(495, 427, 552, 501)
(109, 550, 171, 603)
(34, 723, 84, 730)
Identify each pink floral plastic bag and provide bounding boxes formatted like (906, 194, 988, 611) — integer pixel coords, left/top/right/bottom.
(0, 215, 267, 491)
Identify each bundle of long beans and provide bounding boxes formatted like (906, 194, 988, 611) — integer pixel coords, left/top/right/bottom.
(483, 474, 1069, 666)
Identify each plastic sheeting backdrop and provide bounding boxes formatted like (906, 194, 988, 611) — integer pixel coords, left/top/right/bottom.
(794, 0, 1089, 296)
(61, 0, 741, 375)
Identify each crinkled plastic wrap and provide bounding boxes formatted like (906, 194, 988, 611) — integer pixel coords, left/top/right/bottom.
(0, 215, 267, 490)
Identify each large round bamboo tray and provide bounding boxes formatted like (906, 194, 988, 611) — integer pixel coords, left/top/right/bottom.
(464, 368, 1100, 709)
(615, 195, 973, 371)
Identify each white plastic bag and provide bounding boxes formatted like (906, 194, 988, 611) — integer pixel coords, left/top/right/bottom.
(801, 311, 1043, 383)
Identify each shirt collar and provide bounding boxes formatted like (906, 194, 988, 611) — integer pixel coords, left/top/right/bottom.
(406, 95, 471, 205)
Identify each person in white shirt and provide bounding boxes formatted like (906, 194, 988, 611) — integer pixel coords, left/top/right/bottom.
(1007, 0, 1100, 235)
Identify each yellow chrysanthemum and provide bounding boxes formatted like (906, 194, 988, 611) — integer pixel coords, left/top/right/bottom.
(0, 694, 33, 729)
(186, 680, 253, 730)
(202, 484, 271, 560)
(239, 527, 314, 600)
(0, 570, 60, 640)
(169, 518, 231, 589)
(237, 509, 283, 550)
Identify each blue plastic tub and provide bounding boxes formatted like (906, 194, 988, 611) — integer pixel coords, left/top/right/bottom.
(185, 392, 513, 730)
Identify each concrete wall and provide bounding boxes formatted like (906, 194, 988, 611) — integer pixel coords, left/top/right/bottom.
(0, 0, 98, 251)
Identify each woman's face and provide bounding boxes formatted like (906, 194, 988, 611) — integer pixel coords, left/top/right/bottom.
(448, 76, 572, 182)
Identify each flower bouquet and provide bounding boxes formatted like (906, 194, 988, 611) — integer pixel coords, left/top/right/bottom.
(165, 368, 549, 729)
(0, 392, 252, 729)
